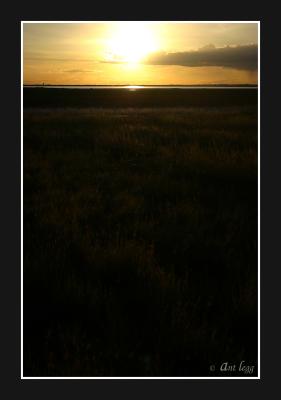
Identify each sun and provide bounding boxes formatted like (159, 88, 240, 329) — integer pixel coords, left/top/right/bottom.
(105, 22, 157, 64)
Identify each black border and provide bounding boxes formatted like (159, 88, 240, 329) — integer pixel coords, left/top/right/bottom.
(2, 0, 279, 397)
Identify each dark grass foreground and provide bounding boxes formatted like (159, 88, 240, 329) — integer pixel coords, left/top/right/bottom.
(24, 91, 258, 377)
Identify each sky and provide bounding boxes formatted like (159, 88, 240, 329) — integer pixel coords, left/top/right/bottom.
(23, 22, 258, 85)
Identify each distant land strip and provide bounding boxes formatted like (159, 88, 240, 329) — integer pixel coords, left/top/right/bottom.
(23, 87, 258, 109)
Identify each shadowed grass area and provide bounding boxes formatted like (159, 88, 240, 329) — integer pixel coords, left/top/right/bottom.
(24, 101, 257, 377)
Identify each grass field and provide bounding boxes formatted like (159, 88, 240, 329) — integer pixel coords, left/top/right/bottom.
(23, 89, 258, 377)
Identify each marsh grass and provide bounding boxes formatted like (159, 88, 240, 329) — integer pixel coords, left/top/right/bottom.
(24, 104, 257, 376)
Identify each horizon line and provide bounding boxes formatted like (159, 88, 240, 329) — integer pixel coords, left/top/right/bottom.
(23, 83, 258, 87)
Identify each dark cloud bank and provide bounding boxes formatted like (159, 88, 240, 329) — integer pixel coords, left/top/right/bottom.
(143, 44, 257, 71)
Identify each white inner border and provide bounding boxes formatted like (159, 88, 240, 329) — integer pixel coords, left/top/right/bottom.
(21, 20, 260, 380)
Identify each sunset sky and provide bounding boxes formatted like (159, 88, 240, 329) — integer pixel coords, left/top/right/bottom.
(23, 22, 258, 85)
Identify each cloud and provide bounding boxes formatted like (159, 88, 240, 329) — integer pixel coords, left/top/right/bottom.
(143, 44, 257, 71)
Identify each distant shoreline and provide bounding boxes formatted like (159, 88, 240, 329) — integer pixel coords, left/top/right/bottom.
(23, 86, 258, 109)
(23, 84, 258, 89)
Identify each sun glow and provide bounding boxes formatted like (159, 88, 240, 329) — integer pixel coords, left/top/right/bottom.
(105, 22, 157, 64)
